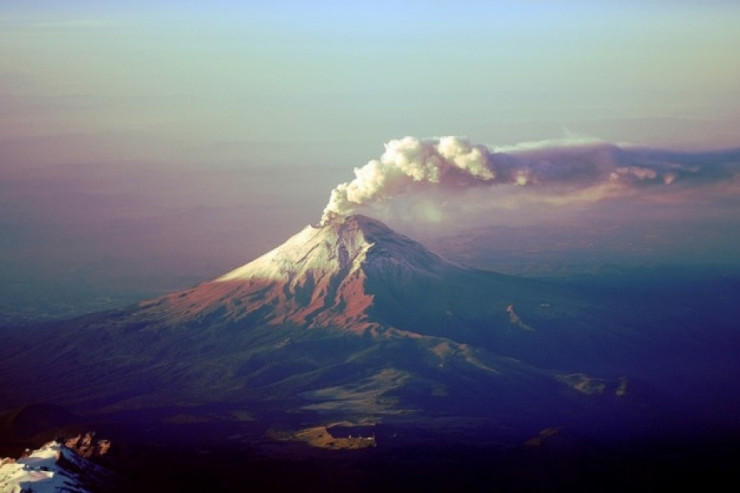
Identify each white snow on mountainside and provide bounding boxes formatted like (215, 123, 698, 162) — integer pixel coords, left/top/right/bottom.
(0, 442, 94, 493)
(217, 214, 455, 282)
(142, 215, 462, 330)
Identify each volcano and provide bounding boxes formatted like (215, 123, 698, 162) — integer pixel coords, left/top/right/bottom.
(140, 214, 551, 340)
(0, 215, 666, 428)
(2, 215, 740, 492)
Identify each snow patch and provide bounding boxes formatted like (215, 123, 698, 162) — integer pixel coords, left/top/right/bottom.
(0, 442, 85, 493)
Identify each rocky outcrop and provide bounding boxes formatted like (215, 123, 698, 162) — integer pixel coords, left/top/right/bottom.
(64, 431, 111, 459)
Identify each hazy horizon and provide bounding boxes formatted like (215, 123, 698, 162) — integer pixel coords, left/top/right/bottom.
(1, 1, 739, 322)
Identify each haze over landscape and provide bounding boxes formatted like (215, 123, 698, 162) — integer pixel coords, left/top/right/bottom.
(1, 1, 739, 491)
(1, 0, 739, 321)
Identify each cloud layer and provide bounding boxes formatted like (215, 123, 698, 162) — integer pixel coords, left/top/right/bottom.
(321, 136, 740, 224)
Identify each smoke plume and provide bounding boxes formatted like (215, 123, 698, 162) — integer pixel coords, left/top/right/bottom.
(320, 136, 739, 225)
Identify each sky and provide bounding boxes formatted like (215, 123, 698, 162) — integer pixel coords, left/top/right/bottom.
(1, 1, 739, 322)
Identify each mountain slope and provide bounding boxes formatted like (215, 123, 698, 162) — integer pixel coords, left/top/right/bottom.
(1, 215, 734, 446)
(137, 215, 559, 339)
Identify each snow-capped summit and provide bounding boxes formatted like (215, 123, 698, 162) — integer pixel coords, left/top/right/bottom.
(217, 214, 454, 283)
(143, 215, 466, 330)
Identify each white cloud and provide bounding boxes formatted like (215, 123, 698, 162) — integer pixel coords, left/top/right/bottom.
(321, 136, 740, 225)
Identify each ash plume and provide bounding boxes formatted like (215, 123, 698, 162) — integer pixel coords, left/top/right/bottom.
(320, 136, 740, 225)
